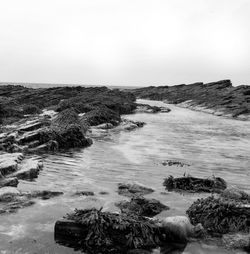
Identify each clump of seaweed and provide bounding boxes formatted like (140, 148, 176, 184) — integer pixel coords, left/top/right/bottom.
(163, 175, 227, 193)
(64, 208, 161, 253)
(186, 196, 250, 236)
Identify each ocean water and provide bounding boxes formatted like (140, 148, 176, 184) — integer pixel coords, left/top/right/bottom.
(0, 99, 250, 254)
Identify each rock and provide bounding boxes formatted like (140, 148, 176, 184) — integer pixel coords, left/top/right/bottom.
(0, 187, 20, 201)
(159, 216, 204, 243)
(163, 175, 227, 193)
(186, 195, 250, 235)
(221, 187, 250, 202)
(73, 191, 94, 196)
(80, 106, 121, 126)
(17, 129, 42, 145)
(222, 233, 250, 251)
(8, 158, 43, 180)
(118, 183, 154, 197)
(115, 119, 145, 131)
(116, 196, 169, 217)
(0, 189, 63, 214)
(131, 80, 250, 120)
(55, 208, 161, 253)
(0, 153, 23, 176)
(17, 120, 47, 132)
(94, 123, 114, 129)
(23, 190, 63, 200)
(0, 177, 19, 188)
(161, 160, 190, 167)
(99, 191, 109, 195)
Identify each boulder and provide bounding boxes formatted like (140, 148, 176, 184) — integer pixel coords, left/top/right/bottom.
(159, 216, 204, 243)
(116, 196, 169, 217)
(163, 175, 227, 193)
(118, 183, 154, 197)
(73, 191, 94, 196)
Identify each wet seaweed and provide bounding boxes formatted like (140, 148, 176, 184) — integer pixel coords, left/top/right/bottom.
(64, 208, 161, 253)
(186, 196, 250, 236)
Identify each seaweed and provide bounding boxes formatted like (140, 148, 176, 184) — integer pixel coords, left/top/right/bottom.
(186, 196, 250, 235)
(64, 208, 161, 253)
(163, 175, 227, 193)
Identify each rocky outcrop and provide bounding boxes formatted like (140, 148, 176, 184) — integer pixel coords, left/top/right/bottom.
(131, 80, 250, 120)
(163, 175, 227, 193)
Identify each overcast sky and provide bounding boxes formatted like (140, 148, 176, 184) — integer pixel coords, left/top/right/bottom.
(0, 0, 249, 86)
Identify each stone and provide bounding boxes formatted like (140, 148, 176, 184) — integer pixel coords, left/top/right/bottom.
(73, 191, 94, 196)
(9, 158, 43, 180)
(0, 187, 20, 202)
(0, 153, 23, 176)
(118, 183, 154, 197)
(116, 196, 169, 217)
(161, 160, 190, 167)
(159, 216, 204, 243)
(0, 177, 19, 188)
(222, 233, 250, 251)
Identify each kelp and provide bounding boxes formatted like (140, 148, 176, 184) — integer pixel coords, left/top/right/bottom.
(186, 196, 250, 235)
(64, 208, 161, 253)
(163, 175, 227, 193)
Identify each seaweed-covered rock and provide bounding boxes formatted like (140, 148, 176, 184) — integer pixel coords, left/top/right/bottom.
(39, 108, 92, 149)
(116, 196, 169, 217)
(80, 107, 120, 126)
(55, 208, 161, 253)
(186, 195, 250, 235)
(118, 183, 154, 197)
(163, 175, 227, 193)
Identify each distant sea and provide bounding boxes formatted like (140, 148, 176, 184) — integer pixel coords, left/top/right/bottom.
(0, 82, 140, 90)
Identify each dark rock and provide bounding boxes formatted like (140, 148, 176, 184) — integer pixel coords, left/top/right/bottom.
(115, 119, 145, 131)
(99, 191, 109, 195)
(116, 196, 169, 217)
(0, 177, 19, 188)
(163, 175, 227, 193)
(55, 208, 161, 253)
(73, 191, 94, 196)
(161, 160, 190, 167)
(118, 183, 154, 197)
(186, 195, 250, 235)
(80, 106, 121, 126)
(24, 190, 63, 200)
(131, 80, 250, 120)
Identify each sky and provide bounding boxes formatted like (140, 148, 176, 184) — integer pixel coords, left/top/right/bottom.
(0, 0, 249, 86)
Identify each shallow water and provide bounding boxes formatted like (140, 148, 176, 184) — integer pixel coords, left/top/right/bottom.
(0, 99, 250, 254)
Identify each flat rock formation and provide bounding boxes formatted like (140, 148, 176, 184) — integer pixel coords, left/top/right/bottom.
(117, 183, 154, 197)
(131, 80, 250, 120)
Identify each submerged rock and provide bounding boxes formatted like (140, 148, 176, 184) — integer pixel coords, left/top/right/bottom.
(118, 183, 154, 197)
(0, 189, 63, 214)
(0, 153, 24, 176)
(163, 175, 227, 193)
(0, 177, 19, 188)
(73, 191, 95, 196)
(161, 160, 190, 167)
(115, 119, 145, 132)
(116, 196, 169, 217)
